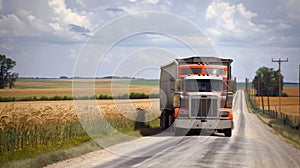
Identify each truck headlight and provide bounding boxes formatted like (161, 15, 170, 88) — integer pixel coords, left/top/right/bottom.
(173, 95, 180, 108)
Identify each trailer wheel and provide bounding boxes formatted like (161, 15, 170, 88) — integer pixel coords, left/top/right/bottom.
(160, 110, 170, 130)
(224, 128, 232, 137)
(160, 110, 175, 131)
(160, 112, 166, 130)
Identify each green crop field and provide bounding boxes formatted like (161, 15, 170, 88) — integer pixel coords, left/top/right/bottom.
(0, 78, 159, 100)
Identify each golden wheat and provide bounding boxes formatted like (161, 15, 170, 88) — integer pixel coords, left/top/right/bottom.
(0, 99, 160, 153)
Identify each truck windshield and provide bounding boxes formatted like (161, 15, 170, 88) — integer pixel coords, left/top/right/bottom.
(185, 79, 222, 92)
(180, 68, 202, 75)
(205, 68, 226, 75)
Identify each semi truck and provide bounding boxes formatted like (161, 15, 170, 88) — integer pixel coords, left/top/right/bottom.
(159, 56, 236, 137)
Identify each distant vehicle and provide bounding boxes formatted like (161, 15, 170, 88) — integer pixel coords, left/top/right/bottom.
(159, 56, 236, 137)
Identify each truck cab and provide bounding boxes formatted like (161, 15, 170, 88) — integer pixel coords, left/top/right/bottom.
(174, 75, 233, 136)
(159, 56, 235, 137)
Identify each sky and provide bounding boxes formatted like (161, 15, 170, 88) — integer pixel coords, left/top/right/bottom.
(0, 0, 299, 82)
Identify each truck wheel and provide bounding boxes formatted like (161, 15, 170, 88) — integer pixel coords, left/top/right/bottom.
(160, 111, 168, 130)
(160, 110, 175, 131)
(224, 128, 232, 137)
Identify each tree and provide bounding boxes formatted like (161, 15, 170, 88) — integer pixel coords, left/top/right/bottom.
(8, 72, 19, 89)
(252, 67, 283, 96)
(0, 54, 17, 89)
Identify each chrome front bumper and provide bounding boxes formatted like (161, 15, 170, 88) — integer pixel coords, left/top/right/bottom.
(174, 118, 232, 130)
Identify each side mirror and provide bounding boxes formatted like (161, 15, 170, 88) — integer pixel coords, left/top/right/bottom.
(173, 92, 183, 108)
(172, 79, 181, 92)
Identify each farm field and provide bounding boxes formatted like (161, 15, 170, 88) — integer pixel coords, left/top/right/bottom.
(0, 99, 160, 164)
(254, 96, 299, 116)
(249, 87, 299, 116)
(0, 78, 159, 99)
(0, 78, 161, 166)
(283, 87, 299, 97)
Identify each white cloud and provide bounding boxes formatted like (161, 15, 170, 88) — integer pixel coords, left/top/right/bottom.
(286, 0, 300, 20)
(205, 0, 266, 40)
(142, 0, 159, 5)
(102, 54, 113, 63)
(120, 7, 138, 14)
(68, 48, 77, 59)
(276, 22, 291, 30)
(48, 0, 90, 29)
(74, 0, 86, 8)
(0, 1, 92, 43)
(236, 4, 257, 20)
(1, 43, 13, 51)
(0, 14, 26, 36)
(48, 22, 63, 31)
(0, 9, 54, 38)
(128, 0, 159, 5)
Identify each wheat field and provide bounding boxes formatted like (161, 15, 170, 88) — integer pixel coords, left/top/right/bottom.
(254, 96, 299, 116)
(0, 99, 160, 154)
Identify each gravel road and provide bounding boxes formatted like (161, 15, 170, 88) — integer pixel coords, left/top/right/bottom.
(46, 90, 300, 168)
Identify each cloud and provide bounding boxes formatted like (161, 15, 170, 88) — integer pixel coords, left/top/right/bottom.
(102, 53, 113, 63)
(69, 24, 90, 34)
(205, 0, 267, 42)
(276, 22, 291, 30)
(68, 48, 77, 59)
(127, 0, 159, 5)
(0, 14, 25, 36)
(1, 43, 13, 51)
(0, 0, 94, 43)
(0, 10, 51, 38)
(105, 7, 126, 17)
(48, 0, 90, 29)
(73, 0, 86, 8)
(142, 0, 159, 5)
(105, 8, 124, 13)
(286, 0, 300, 20)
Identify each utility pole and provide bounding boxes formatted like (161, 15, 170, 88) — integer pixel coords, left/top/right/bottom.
(266, 72, 270, 114)
(245, 78, 248, 93)
(258, 79, 260, 108)
(298, 64, 300, 129)
(272, 58, 288, 115)
(261, 74, 264, 113)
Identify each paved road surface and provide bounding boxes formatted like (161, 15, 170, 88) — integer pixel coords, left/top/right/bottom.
(46, 90, 300, 168)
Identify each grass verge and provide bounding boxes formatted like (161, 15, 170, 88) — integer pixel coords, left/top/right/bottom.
(0, 127, 161, 168)
(245, 91, 300, 148)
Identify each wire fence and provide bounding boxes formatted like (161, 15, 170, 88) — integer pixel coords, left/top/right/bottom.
(245, 79, 300, 130)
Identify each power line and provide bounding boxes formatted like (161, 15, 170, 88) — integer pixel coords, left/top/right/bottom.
(272, 58, 288, 115)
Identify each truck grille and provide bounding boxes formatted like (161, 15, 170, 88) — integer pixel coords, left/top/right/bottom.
(190, 96, 218, 118)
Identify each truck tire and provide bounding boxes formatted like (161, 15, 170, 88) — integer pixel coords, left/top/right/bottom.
(224, 128, 232, 137)
(160, 112, 165, 130)
(160, 111, 169, 130)
(160, 110, 175, 131)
